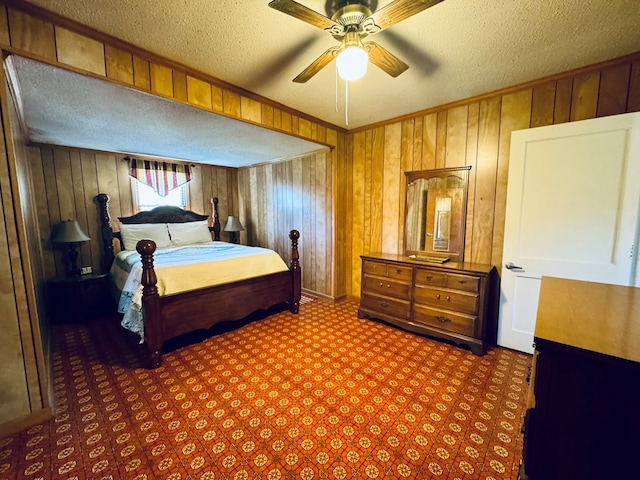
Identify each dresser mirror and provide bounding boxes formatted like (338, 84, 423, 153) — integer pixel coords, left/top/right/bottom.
(404, 166, 471, 262)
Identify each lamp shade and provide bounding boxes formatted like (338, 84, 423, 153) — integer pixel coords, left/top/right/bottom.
(336, 46, 368, 81)
(223, 216, 244, 233)
(52, 220, 90, 244)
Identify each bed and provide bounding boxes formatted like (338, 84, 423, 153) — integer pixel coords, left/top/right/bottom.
(96, 193, 301, 368)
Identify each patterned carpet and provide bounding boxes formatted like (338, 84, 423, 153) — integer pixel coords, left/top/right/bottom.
(1, 297, 530, 480)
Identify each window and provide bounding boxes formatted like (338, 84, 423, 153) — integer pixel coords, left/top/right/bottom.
(135, 181, 187, 211)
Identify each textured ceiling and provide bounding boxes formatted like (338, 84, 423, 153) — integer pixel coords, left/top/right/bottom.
(10, 0, 640, 167)
(6, 56, 325, 167)
(26, 0, 640, 130)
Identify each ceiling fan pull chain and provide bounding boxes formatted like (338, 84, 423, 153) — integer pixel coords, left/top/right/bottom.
(345, 80, 349, 126)
(335, 65, 339, 113)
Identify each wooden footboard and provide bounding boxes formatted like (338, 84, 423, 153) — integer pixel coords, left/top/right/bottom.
(137, 230, 301, 368)
(96, 192, 301, 369)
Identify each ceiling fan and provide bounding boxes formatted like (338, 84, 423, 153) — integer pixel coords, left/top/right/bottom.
(268, 0, 444, 83)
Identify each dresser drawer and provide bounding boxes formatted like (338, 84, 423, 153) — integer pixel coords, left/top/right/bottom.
(414, 268, 446, 287)
(445, 273, 480, 293)
(361, 293, 411, 320)
(413, 285, 479, 315)
(363, 260, 412, 281)
(363, 275, 411, 300)
(415, 268, 480, 293)
(413, 304, 477, 337)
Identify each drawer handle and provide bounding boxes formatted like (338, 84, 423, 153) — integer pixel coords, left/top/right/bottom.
(425, 275, 433, 281)
(379, 282, 391, 289)
(379, 301, 390, 308)
(458, 280, 467, 284)
(379, 282, 383, 287)
(446, 296, 451, 302)
(436, 316, 451, 324)
(436, 294, 440, 300)
(395, 269, 403, 274)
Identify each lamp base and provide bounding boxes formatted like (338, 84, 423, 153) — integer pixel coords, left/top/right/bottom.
(67, 243, 82, 276)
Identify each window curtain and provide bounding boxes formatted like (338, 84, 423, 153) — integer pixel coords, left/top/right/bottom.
(128, 157, 192, 197)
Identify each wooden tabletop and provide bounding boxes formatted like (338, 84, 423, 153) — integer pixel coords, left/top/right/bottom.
(535, 276, 640, 363)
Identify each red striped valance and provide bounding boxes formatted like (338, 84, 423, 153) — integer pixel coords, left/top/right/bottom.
(128, 158, 192, 197)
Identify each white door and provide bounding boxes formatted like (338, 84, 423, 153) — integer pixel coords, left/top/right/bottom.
(498, 112, 640, 353)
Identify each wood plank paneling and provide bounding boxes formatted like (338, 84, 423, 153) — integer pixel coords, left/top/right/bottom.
(381, 122, 401, 254)
(150, 62, 173, 98)
(236, 153, 331, 291)
(8, 8, 56, 60)
(629, 61, 640, 112)
(0, 6, 10, 45)
(346, 54, 640, 296)
(105, 45, 134, 85)
(0, 78, 48, 435)
(531, 82, 556, 128)
(172, 70, 187, 103)
(133, 56, 151, 90)
(187, 75, 212, 109)
(55, 27, 105, 76)
(241, 96, 262, 123)
(445, 105, 468, 168)
(464, 102, 479, 261)
(369, 127, 384, 254)
(554, 77, 573, 124)
(30, 147, 236, 277)
(223, 90, 241, 117)
(422, 113, 437, 169)
(435, 111, 447, 168)
(571, 72, 600, 121)
(597, 64, 631, 117)
(492, 90, 532, 268)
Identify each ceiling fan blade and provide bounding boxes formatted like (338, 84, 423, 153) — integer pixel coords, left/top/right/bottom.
(293, 46, 340, 83)
(268, 0, 338, 31)
(367, 0, 444, 32)
(365, 42, 409, 77)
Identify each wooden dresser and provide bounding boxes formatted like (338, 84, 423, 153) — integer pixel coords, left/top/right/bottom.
(519, 277, 640, 480)
(358, 253, 497, 355)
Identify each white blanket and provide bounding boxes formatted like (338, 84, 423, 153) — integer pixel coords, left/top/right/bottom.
(111, 242, 289, 340)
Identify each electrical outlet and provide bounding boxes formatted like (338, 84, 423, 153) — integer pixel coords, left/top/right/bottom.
(81, 266, 92, 275)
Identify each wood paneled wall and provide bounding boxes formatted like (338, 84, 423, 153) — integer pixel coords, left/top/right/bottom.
(1, 0, 639, 432)
(238, 150, 334, 297)
(28, 147, 238, 279)
(0, 0, 344, 296)
(0, 75, 49, 436)
(345, 54, 640, 296)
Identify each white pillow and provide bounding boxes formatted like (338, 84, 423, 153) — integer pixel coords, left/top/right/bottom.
(119, 223, 172, 250)
(168, 220, 212, 246)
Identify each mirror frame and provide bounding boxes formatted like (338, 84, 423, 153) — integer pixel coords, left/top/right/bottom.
(404, 166, 471, 262)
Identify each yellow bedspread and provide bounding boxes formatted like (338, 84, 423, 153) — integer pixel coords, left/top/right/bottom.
(111, 242, 289, 339)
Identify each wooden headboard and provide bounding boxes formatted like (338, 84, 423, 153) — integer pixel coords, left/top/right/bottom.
(95, 194, 221, 271)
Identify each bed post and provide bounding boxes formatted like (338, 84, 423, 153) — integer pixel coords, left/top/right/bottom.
(289, 229, 301, 313)
(136, 239, 163, 368)
(96, 193, 115, 272)
(210, 197, 221, 241)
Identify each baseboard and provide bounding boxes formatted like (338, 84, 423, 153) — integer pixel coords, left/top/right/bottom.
(0, 407, 52, 438)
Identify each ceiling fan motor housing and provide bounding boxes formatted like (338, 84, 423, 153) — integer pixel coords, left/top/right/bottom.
(331, 4, 373, 39)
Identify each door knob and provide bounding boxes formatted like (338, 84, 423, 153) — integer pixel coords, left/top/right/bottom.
(505, 262, 523, 270)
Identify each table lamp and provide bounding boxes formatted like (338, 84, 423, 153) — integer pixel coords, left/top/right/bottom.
(52, 220, 90, 276)
(223, 215, 244, 244)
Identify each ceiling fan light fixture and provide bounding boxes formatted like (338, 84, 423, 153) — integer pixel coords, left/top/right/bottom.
(336, 45, 368, 81)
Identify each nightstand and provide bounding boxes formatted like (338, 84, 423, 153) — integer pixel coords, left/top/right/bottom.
(47, 272, 114, 323)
